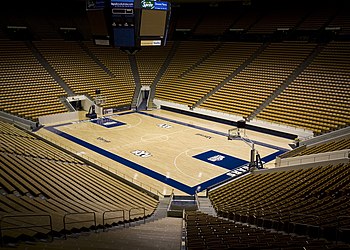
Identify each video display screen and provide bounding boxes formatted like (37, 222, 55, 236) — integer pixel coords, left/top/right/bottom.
(141, 0, 168, 10)
(113, 27, 135, 47)
(140, 9, 167, 37)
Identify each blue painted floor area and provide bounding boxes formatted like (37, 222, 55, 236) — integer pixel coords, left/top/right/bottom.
(193, 150, 249, 171)
(44, 112, 288, 195)
(90, 117, 126, 128)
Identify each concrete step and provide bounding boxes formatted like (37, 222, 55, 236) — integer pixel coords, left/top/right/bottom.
(5, 197, 178, 250)
(12, 217, 183, 250)
(197, 197, 217, 217)
(148, 196, 171, 219)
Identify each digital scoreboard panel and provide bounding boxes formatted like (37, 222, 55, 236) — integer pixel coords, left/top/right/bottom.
(140, 9, 167, 37)
(139, 0, 170, 46)
(111, 0, 134, 9)
(86, 0, 109, 41)
(141, 0, 169, 10)
(110, 0, 136, 47)
(86, 0, 171, 49)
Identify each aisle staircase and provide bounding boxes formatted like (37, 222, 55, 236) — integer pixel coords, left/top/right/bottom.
(1, 197, 184, 250)
(9, 217, 182, 250)
(197, 196, 217, 217)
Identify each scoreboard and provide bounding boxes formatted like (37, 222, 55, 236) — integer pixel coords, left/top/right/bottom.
(141, 0, 169, 10)
(111, 0, 136, 47)
(139, 0, 170, 46)
(86, 0, 171, 49)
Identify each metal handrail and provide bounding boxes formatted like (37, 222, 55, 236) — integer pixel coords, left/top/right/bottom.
(102, 210, 125, 231)
(336, 215, 350, 244)
(0, 214, 53, 246)
(63, 212, 96, 239)
(128, 207, 146, 226)
(167, 190, 175, 212)
(194, 192, 200, 210)
(181, 209, 187, 250)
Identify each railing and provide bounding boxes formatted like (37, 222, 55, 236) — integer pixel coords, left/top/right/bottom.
(181, 209, 187, 250)
(299, 126, 350, 147)
(0, 110, 38, 131)
(128, 207, 146, 226)
(278, 149, 350, 168)
(167, 190, 175, 213)
(0, 214, 53, 246)
(1, 206, 153, 246)
(103, 210, 125, 231)
(288, 213, 320, 238)
(63, 212, 96, 239)
(194, 191, 200, 210)
(336, 215, 350, 244)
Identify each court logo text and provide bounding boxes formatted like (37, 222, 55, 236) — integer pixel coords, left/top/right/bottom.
(157, 124, 172, 129)
(97, 137, 111, 143)
(196, 133, 212, 139)
(131, 150, 152, 158)
(208, 155, 225, 162)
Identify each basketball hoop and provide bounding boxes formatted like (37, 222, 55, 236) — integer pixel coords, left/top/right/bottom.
(228, 120, 264, 169)
(228, 128, 240, 140)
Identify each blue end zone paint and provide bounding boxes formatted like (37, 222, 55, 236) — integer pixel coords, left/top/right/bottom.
(90, 117, 126, 128)
(195, 149, 286, 192)
(44, 112, 289, 195)
(193, 150, 249, 170)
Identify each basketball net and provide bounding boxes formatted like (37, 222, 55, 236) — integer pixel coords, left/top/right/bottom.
(94, 95, 106, 105)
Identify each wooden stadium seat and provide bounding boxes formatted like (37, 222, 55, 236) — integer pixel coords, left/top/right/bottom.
(0, 121, 159, 243)
(257, 41, 350, 135)
(209, 161, 350, 240)
(0, 41, 68, 121)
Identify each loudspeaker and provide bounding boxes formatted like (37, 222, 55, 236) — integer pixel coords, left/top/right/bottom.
(237, 120, 246, 129)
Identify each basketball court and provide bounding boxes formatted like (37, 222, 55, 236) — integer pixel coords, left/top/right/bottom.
(35, 109, 292, 196)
